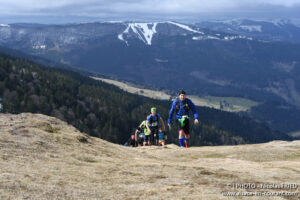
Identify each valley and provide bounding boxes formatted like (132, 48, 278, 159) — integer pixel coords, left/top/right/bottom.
(1, 19, 300, 133)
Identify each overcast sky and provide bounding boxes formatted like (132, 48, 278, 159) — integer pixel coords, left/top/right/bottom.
(1, 0, 300, 23)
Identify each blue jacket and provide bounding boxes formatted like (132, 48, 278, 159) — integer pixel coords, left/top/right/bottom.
(168, 98, 198, 124)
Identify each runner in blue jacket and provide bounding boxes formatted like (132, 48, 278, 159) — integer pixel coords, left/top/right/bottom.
(168, 90, 199, 148)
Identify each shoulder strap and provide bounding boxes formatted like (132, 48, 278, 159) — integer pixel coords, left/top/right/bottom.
(185, 98, 190, 111)
(175, 98, 180, 112)
(148, 114, 154, 124)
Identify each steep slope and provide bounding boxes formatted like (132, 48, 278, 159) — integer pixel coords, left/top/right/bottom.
(0, 52, 291, 145)
(0, 113, 299, 199)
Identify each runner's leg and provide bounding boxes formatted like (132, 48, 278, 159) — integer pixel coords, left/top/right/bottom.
(184, 118, 190, 148)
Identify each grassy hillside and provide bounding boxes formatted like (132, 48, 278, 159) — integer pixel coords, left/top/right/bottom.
(0, 52, 291, 145)
(0, 113, 299, 199)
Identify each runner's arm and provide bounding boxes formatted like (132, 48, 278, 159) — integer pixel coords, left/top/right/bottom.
(188, 99, 198, 119)
(146, 117, 151, 132)
(168, 100, 176, 124)
(160, 117, 165, 131)
(135, 129, 139, 141)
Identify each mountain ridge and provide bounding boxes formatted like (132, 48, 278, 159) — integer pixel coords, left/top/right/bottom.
(196, 18, 300, 43)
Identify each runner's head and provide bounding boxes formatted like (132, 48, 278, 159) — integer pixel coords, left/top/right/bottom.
(151, 107, 157, 115)
(131, 135, 135, 140)
(179, 90, 186, 101)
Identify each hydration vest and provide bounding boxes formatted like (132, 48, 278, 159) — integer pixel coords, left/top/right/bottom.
(175, 98, 190, 113)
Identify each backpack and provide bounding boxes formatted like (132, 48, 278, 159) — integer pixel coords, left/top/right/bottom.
(148, 114, 159, 126)
(175, 98, 190, 113)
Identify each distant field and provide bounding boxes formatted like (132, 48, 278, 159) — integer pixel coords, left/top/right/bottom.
(91, 77, 171, 100)
(92, 77, 259, 112)
(190, 95, 260, 112)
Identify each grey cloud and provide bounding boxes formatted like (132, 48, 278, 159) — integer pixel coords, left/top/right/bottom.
(0, 0, 300, 23)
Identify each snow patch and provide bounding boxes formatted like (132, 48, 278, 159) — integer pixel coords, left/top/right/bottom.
(193, 34, 252, 41)
(0, 24, 10, 27)
(224, 35, 253, 41)
(270, 19, 291, 27)
(118, 33, 129, 46)
(33, 45, 46, 49)
(155, 58, 168, 63)
(118, 21, 254, 45)
(207, 18, 299, 29)
(192, 35, 220, 40)
(118, 23, 158, 45)
(167, 21, 204, 34)
(240, 25, 262, 32)
(105, 21, 124, 23)
(18, 29, 26, 35)
(118, 21, 206, 45)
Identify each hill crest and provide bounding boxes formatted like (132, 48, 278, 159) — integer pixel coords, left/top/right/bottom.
(1, 113, 299, 199)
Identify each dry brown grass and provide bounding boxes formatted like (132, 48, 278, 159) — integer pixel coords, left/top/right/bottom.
(0, 113, 299, 200)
